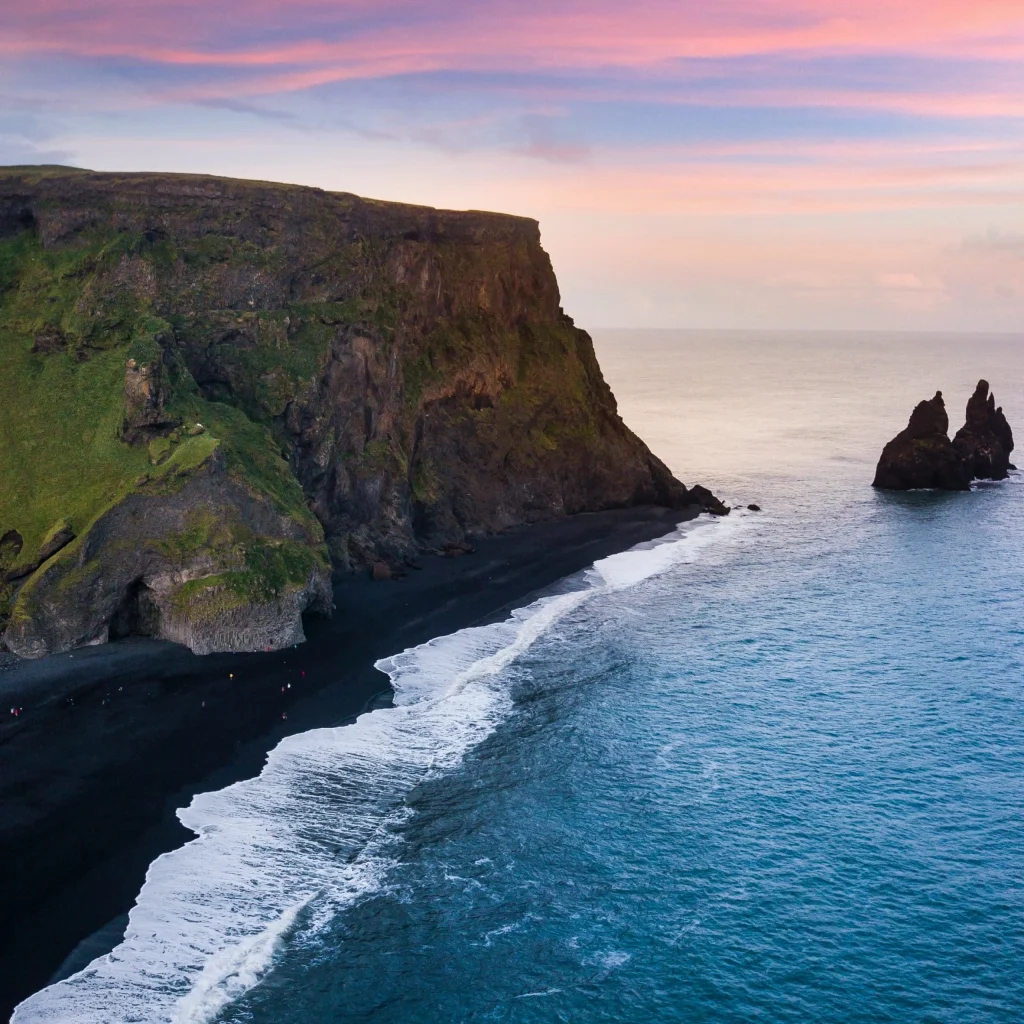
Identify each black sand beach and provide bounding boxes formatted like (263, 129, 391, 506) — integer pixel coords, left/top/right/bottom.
(0, 505, 694, 1018)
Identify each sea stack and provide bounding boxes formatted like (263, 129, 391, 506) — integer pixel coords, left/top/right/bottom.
(873, 380, 1015, 491)
(953, 380, 1015, 480)
(872, 391, 971, 491)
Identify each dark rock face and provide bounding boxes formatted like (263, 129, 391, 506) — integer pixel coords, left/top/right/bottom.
(3, 456, 332, 659)
(872, 392, 972, 491)
(122, 351, 178, 443)
(686, 484, 729, 517)
(36, 522, 75, 564)
(873, 381, 1016, 491)
(0, 168, 726, 657)
(953, 380, 1015, 480)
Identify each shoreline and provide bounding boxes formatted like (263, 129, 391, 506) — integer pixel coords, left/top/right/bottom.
(0, 504, 697, 1018)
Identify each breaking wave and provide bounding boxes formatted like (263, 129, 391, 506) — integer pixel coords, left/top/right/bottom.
(13, 512, 749, 1024)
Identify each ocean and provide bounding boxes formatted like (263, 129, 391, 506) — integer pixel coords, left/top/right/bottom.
(14, 330, 1024, 1023)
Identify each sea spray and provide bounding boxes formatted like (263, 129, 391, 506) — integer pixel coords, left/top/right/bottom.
(13, 513, 746, 1024)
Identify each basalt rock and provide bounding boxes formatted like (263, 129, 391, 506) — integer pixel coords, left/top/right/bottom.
(873, 382, 1017, 492)
(872, 391, 971, 491)
(122, 350, 179, 443)
(2, 452, 332, 659)
(688, 484, 730, 517)
(953, 379, 1015, 481)
(0, 166, 725, 657)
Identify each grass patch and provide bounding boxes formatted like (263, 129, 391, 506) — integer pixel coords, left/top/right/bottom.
(191, 401, 322, 535)
(148, 436, 172, 464)
(170, 289, 401, 428)
(0, 341, 150, 573)
(0, 228, 170, 358)
(168, 539, 321, 623)
(0, 229, 319, 579)
(0, 226, 185, 572)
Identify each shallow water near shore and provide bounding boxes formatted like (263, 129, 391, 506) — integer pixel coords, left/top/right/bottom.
(14, 330, 1024, 1022)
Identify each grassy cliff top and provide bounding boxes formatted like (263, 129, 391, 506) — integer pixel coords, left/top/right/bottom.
(0, 165, 95, 179)
(0, 165, 541, 233)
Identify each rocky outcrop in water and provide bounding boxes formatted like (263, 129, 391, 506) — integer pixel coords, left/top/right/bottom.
(872, 392, 970, 491)
(0, 167, 724, 657)
(953, 380, 1015, 480)
(873, 381, 1015, 491)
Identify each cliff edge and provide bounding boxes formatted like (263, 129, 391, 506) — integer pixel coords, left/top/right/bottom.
(0, 167, 723, 657)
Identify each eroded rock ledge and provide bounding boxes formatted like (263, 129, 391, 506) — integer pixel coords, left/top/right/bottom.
(873, 380, 1015, 491)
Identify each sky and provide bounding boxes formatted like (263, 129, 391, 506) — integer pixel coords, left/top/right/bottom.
(3, 0, 1024, 331)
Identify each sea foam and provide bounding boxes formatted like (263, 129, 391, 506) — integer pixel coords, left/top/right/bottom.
(13, 512, 747, 1024)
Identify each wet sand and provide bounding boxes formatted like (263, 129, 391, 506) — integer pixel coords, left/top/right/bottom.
(0, 505, 695, 1018)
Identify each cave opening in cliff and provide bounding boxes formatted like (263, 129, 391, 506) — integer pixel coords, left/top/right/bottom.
(0, 530, 23, 569)
(109, 579, 161, 640)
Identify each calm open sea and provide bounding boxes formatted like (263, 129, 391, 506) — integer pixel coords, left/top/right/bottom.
(15, 331, 1024, 1023)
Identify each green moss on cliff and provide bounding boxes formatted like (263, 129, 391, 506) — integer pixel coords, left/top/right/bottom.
(168, 539, 322, 624)
(154, 432, 220, 479)
(0, 225, 324, 590)
(401, 348, 445, 409)
(196, 402, 322, 534)
(179, 234, 284, 271)
(167, 575, 253, 624)
(0, 340, 149, 573)
(1, 229, 169, 356)
(0, 225, 177, 571)
(168, 288, 400, 430)
(410, 458, 441, 504)
(242, 538, 324, 598)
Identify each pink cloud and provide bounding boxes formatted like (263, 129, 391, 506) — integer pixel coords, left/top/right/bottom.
(6, 0, 1024, 230)
(488, 142, 1024, 217)
(5, 0, 1024, 85)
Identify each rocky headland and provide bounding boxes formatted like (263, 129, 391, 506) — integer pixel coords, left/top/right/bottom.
(0, 166, 725, 658)
(873, 380, 1015, 491)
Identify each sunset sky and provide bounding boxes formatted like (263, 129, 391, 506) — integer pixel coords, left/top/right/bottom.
(4, 0, 1024, 331)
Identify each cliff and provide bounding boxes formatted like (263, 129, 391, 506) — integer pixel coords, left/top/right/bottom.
(0, 166, 723, 657)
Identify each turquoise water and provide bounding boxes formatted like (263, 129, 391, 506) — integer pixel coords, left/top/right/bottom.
(17, 332, 1024, 1022)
